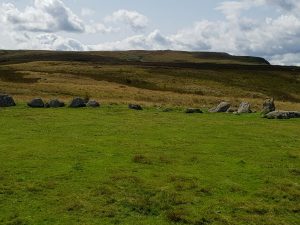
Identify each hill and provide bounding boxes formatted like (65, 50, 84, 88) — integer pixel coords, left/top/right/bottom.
(0, 50, 299, 110)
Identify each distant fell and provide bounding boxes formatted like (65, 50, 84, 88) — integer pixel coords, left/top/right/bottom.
(0, 50, 270, 65)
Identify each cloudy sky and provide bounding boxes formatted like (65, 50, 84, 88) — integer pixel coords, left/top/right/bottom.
(0, 0, 300, 65)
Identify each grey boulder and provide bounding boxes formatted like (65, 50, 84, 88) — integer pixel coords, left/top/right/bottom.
(87, 100, 100, 107)
(49, 99, 65, 108)
(226, 107, 237, 113)
(209, 102, 231, 113)
(264, 111, 300, 119)
(27, 98, 45, 108)
(185, 108, 203, 114)
(162, 108, 173, 112)
(0, 94, 16, 107)
(129, 104, 143, 110)
(237, 102, 252, 114)
(262, 98, 275, 114)
(69, 97, 86, 108)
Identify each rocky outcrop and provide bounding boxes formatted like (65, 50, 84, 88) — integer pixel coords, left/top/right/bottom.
(69, 97, 86, 108)
(0, 94, 16, 107)
(27, 98, 45, 108)
(185, 108, 203, 114)
(49, 99, 65, 108)
(264, 111, 300, 119)
(226, 107, 237, 113)
(237, 102, 252, 114)
(209, 102, 231, 113)
(129, 104, 143, 110)
(87, 100, 100, 107)
(262, 98, 275, 114)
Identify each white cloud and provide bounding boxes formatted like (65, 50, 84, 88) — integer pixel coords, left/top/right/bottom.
(81, 8, 95, 17)
(270, 53, 300, 66)
(105, 9, 149, 31)
(88, 30, 171, 50)
(13, 33, 87, 51)
(216, 0, 265, 21)
(266, 0, 300, 13)
(85, 23, 117, 34)
(0, 0, 85, 33)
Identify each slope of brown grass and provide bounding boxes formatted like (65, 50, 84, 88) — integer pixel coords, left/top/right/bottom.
(0, 50, 299, 110)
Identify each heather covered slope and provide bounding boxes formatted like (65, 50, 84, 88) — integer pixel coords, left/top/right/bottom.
(0, 50, 299, 110)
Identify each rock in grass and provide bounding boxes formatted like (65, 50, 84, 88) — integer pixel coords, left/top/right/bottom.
(162, 108, 173, 112)
(264, 111, 300, 119)
(129, 104, 143, 110)
(69, 97, 86, 108)
(185, 108, 203, 114)
(237, 102, 252, 114)
(27, 98, 45, 108)
(261, 98, 275, 114)
(87, 100, 100, 108)
(49, 99, 65, 108)
(209, 102, 231, 113)
(0, 94, 16, 107)
(226, 107, 237, 113)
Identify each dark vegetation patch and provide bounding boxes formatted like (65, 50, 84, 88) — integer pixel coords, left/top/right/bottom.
(132, 154, 153, 165)
(0, 68, 39, 83)
(0, 50, 273, 66)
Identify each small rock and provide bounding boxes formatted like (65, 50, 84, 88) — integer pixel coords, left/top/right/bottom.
(185, 108, 203, 114)
(237, 102, 252, 113)
(69, 97, 86, 108)
(226, 107, 237, 113)
(209, 102, 231, 113)
(44, 103, 50, 108)
(0, 94, 16, 107)
(49, 99, 65, 108)
(87, 100, 100, 107)
(262, 98, 275, 114)
(129, 104, 143, 110)
(27, 98, 45, 108)
(264, 111, 300, 119)
(162, 108, 173, 112)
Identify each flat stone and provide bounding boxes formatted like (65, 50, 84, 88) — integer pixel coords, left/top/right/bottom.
(264, 111, 300, 119)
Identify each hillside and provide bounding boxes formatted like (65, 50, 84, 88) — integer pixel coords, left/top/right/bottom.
(0, 50, 299, 110)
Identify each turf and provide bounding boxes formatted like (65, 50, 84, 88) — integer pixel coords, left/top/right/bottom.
(0, 105, 299, 225)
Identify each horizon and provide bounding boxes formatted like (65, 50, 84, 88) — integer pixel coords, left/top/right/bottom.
(0, 0, 300, 66)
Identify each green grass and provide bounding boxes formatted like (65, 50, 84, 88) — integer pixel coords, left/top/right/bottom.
(0, 105, 299, 225)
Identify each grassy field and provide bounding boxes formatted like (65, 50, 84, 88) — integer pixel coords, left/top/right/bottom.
(0, 105, 299, 225)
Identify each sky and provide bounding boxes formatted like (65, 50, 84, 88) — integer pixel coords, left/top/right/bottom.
(0, 0, 300, 66)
